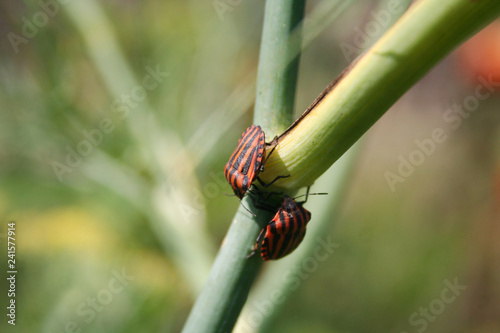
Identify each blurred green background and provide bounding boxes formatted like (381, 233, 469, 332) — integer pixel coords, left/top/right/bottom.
(1, 1, 499, 332)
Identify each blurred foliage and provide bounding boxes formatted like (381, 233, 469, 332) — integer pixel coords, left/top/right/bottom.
(0, 1, 499, 333)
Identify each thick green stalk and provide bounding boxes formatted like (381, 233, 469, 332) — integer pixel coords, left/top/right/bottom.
(260, 0, 500, 190)
(181, 1, 305, 332)
(235, 2, 413, 331)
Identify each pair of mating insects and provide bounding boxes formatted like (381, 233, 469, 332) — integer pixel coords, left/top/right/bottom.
(224, 125, 325, 261)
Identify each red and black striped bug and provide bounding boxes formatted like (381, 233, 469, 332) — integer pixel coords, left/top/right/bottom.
(224, 125, 288, 200)
(250, 190, 326, 261)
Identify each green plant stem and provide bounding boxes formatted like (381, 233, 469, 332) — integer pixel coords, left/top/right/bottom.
(260, 0, 500, 190)
(235, 142, 362, 333)
(189, 1, 356, 166)
(181, 198, 271, 333)
(254, 0, 306, 135)
(181, 1, 305, 332)
(234, 3, 414, 330)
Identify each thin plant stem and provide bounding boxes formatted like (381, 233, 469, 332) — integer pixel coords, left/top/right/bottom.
(181, 1, 306, 332)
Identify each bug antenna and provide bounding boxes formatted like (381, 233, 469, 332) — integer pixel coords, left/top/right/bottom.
(293, 192, 328, 200)
(293, 186, 328, 204)
(240, 201, 256, 217)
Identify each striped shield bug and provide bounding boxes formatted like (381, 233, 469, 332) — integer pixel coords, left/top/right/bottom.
(224, 125, 288, 200)
(249, 190, 327, 261)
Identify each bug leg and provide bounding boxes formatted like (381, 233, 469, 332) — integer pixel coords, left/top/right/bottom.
(245, 244, 258, 259)
(268, 135, 279, 146)
(262, 146, 276, 166)
(258, 136, 289, 186)
(300, 186, 311, 204)
(248, 187, 281, 212)
(247, 189, 271, 212)
(259, 135, 280, 173)
(255, 187, 281, 201)
(246, 228, 266, 259)
(256, 193, 281, 211)
(253, 200, 276, 212)
(245, 248, 256, 259)
(256, 174, 290, 188)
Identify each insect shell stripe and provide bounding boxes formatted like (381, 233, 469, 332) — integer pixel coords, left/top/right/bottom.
(238, 173, 250, 192)
(299, 206, 311, 226)
(292, 207, 311, 250)
(226, 125, 257, 170)
(268, 220, 281, 259)
(276, 230, 295, 259)
(228, 164, 244, 187)
(227, 146, 257, 191)
(286, 207, 296, 232)
(224, 161, 238, 189)
(273, 210, 291, 258)
(229, 126, 260, 170)
(225, 131, 246, 170)
(240, 144, 258, 175)
(227, 167, 239, 188)
(261, 238, 271, 260)
(241, 130, 264, 172)
(290, 231, 305, 252)
(235, 127, 260, 164)
(270, 233, 283, 260)
(281, 206, 297, 257)
(262, 233, 272, 257)
(233, 140, 258, 178)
